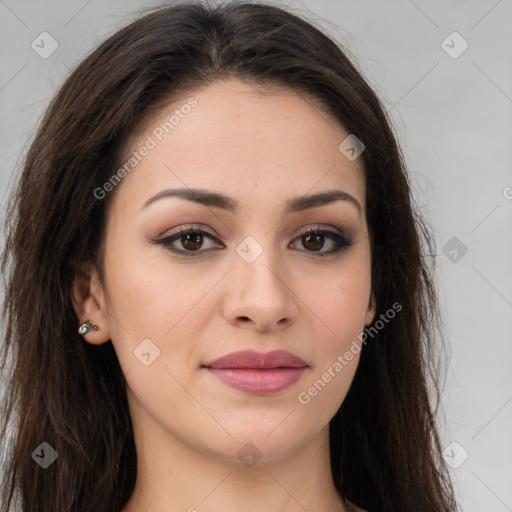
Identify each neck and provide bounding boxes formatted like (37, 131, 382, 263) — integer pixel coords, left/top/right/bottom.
(121, 392, 347, 512)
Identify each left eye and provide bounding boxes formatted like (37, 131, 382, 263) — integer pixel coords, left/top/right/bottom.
(291, 228, 354, 256)
(154, 226, 354, 257)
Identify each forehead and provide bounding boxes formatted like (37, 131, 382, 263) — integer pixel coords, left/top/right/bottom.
(110, 78, 366, 214)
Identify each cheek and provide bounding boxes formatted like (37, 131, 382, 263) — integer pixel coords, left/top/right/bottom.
(312, 255, 372, 343)
(102, 230, 210, 335)
(318, 282, 369, 330)
(103, 254, 211, 421)
(301, 254, 370, 399)
(294, 315, 363, 436)
(291, 261, 370, 413)
(100, 240, 217, 387)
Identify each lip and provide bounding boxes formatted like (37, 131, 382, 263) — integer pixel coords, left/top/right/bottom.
(204, 349, 308, 369)
(202, 349, 308, 395)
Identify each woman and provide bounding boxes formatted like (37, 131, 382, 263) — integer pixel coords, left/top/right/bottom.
(0, 1, 459, 511)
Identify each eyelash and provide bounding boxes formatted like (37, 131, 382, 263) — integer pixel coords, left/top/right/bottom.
(153, 225, 355, 258)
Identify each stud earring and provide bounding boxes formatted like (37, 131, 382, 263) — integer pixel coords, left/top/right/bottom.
(78, 320, 99, 335)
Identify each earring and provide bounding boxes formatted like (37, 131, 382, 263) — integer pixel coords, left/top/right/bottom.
(78, 320, 99, 335)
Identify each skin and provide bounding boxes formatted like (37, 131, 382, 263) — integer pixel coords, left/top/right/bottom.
(72, 78, 374, 512)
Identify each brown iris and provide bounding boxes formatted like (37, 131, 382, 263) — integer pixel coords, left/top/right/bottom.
(181, 232, 203, 251)
(302, 233, 324, 251)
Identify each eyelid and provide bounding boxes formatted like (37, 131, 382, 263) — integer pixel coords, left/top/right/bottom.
(154, 223, 221, 240)
(294, 223, 346, 237)
(158, 223, 349, 240)
(149, 226, 222, 253)
(151, 223, 355, 258)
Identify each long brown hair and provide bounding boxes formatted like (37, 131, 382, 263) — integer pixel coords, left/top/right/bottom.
(0, 1, 458, 511)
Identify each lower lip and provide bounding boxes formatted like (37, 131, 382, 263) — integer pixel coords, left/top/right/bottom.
(205, 367, 308, 394)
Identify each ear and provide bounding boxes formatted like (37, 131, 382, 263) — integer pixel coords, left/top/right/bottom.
(365, 291, 376, 326)
(71, 264, 112, 345)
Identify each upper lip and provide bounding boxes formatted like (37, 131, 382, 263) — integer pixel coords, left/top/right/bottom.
(203, 349, 308, 369)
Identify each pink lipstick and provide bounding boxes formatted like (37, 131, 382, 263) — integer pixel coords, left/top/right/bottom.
(202, 349, 308, 395)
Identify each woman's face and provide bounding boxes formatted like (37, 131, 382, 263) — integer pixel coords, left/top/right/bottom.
(81, 78, 374, 465)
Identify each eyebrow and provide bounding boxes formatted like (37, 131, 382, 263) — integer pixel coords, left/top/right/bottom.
(142, 187, 362, 217)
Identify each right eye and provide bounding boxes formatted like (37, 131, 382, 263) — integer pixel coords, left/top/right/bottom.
(153, 226, 223, 256)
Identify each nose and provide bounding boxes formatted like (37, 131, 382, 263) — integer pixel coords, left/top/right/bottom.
(222, 248, 299, 331)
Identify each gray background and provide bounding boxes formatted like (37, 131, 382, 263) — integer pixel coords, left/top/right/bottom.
(1, 1, 511, 511)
